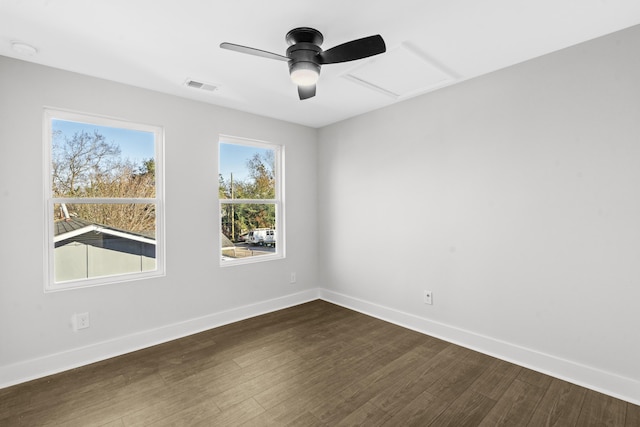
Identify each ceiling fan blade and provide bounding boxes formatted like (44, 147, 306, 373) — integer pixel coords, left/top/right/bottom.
(318, 35, 386, 64)
(298, 85, 316, 100)
(220, 42, 289, 62)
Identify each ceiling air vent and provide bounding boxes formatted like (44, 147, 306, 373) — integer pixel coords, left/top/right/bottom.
(184, 79, 218, 92)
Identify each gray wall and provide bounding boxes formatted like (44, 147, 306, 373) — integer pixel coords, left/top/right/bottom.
(0, 56, 318, 376)
(318, 24, 640, 387)
(2, 23, 640, 402)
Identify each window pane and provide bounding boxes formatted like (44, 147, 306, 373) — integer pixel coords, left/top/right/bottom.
(51, 119, 155, 198)
(220, 203, 276, 260)
(46, 109, 163, 290)
(219, 137, 282, 265)
(219, 143, 275, 200)
(53, 203, 156, 283)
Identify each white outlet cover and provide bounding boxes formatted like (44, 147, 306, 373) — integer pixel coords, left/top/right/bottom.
(424, 291, 433, 305)
(73, 312, 90, 331)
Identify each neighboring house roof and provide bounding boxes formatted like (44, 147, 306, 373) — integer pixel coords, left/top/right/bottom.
(54, 218, 156, 245)
(221, 234, 234, 249)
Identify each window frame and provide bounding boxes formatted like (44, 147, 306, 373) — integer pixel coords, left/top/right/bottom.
(218, 135, 285, 266)
(43, 108, 165, 292)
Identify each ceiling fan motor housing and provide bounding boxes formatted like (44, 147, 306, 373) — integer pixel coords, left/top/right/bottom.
(286, 28, 324, 84)
(286, 42, 322, 81)
(285, 27, 324, 46)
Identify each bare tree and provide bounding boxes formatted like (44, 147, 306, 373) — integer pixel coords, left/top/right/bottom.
(53, 130, 156, 233)
(52, 129, 121, 197)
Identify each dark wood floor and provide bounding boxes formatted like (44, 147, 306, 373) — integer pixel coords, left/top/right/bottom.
(1, 300, 638, 426)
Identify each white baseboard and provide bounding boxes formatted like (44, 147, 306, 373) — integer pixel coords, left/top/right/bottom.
(3, 287, 638, 406)
(319, 288, 640, 406)
(0, 289, 319, 390)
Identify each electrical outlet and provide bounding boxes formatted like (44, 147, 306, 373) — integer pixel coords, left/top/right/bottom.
(290, 272, 297, 284)
(73, 312, 90, 331)
(424, 290, 433, 305)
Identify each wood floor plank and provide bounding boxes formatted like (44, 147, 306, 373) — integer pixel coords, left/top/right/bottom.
(518, 367, 554, 389)
(625, 402, 640, 426)
(309, 347, 434, 423)
(131, 392, 221, 426)
(121, 384, 221, 426)
(477, 378, 546, 426)
(380, 390, 450, 426)
(424, 349, 492, 402)
(334, 401, 391, 427)
(159, 355, 242, 385)
(469, 358, 522, 400)
(212, 350, 303, 410)
(429, 390, 497, 427)
(0, 382, 33, 425)
(244, 395, 326, 426)
(576, 389, 627, 427)
(16, 371, 167, 426)
(193, 398, 264, 427)
(232, 341, 297, 368)
(284, 308, 382, 359)
(19, 355, 161, 417)
(241, 405, 324, 427)
(252, 320, 411, 411)
(158, 318, 311, 383)
(368, 343, 471, 415)
(526, 378, 586, 427)
(258, 323, 435, 424)
(1, 300, 636, 426)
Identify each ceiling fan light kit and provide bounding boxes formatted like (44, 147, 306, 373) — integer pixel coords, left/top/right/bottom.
(220, 27, 386, 100)
(290, 64, 320, 86)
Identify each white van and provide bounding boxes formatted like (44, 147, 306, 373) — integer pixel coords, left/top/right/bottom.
(264, 229, 276, 247)
(246, 228, 275, 246)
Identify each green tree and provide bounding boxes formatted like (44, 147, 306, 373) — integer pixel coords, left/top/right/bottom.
(246, 151, 275, 199)
(219, 151, 276, 241)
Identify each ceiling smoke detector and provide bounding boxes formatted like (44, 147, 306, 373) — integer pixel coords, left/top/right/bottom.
(11, 41, 38, 56)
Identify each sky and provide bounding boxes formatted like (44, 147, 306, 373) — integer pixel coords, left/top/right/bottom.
(219, 142, 272, 183)
(52, 119, 155, 166)
(53, 119, 271, 183)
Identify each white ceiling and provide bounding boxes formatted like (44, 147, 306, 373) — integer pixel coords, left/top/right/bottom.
(2, 0, 640, 128)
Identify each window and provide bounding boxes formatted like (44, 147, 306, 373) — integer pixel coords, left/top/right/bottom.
(219, 136, 284, 265)
(44, 109, 164, 291)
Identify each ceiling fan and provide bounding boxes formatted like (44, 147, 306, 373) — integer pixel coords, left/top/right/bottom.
(220, 27, 386, 100)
